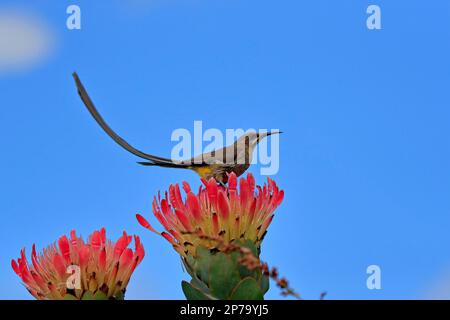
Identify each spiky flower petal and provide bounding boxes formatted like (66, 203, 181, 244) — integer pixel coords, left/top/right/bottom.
(136, 172, 284, 258)
(11, 228, 145, 300)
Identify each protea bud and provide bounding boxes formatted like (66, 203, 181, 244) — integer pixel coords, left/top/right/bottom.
(136, 172, 284, 300)
(11, 228, 145, 300)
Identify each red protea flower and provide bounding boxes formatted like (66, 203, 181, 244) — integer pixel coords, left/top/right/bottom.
(11, 228, 145, 300)
(136, 172, 284, 257)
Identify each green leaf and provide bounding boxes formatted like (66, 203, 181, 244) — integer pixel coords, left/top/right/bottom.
(81, 291, 95, 300)
(239, 239, 259, 257)
(229, 277, 264, 300)
(183, 256, 196, 278)
(63, 294, 78, 300)
(94, 291, 109, 300)
(190, 275, 210, 294)
(208, 252, 240, 299)
(195, 247, 212, 283)
(259, 274, 270, 294)
(181, 280, 212, 300)
(228, 241, 260, 280)
(238, 263, 259, 279)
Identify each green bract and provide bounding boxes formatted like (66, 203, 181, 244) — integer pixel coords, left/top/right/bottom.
(181, 240, 269, 300)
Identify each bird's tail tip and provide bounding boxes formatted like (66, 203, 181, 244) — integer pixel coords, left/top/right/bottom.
(137, 161, 155, 166)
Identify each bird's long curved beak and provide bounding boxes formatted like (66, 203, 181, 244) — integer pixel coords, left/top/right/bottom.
(266, 130, 283, 136)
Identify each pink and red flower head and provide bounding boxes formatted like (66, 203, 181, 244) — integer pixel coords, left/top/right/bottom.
(136, 172, 284, 257)
(11, 228, 144, 300)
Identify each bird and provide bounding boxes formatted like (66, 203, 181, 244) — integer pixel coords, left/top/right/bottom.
(72, 72, 281, 184)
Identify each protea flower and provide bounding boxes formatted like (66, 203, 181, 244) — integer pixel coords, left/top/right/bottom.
(11, 228, 145, 300)
(136, 172, 284, 300)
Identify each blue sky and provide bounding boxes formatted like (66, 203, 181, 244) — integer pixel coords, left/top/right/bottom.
(1, 0, 450, 299)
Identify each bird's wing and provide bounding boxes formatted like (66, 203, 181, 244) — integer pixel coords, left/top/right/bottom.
(191, 143, 238, 165)
(72, 72, 183, 165)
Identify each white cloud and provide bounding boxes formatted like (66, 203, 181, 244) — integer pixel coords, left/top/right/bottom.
(0, 9, 55, 74)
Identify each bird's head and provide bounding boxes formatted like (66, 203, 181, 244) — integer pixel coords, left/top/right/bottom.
(256, 130, 282, 143)
(230, 130, 282, 165)
(236, 130, 282, 150)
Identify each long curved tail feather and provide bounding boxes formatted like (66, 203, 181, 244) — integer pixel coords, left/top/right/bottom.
(137, 161, 191, 169)
(72, 72, 191, 168)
